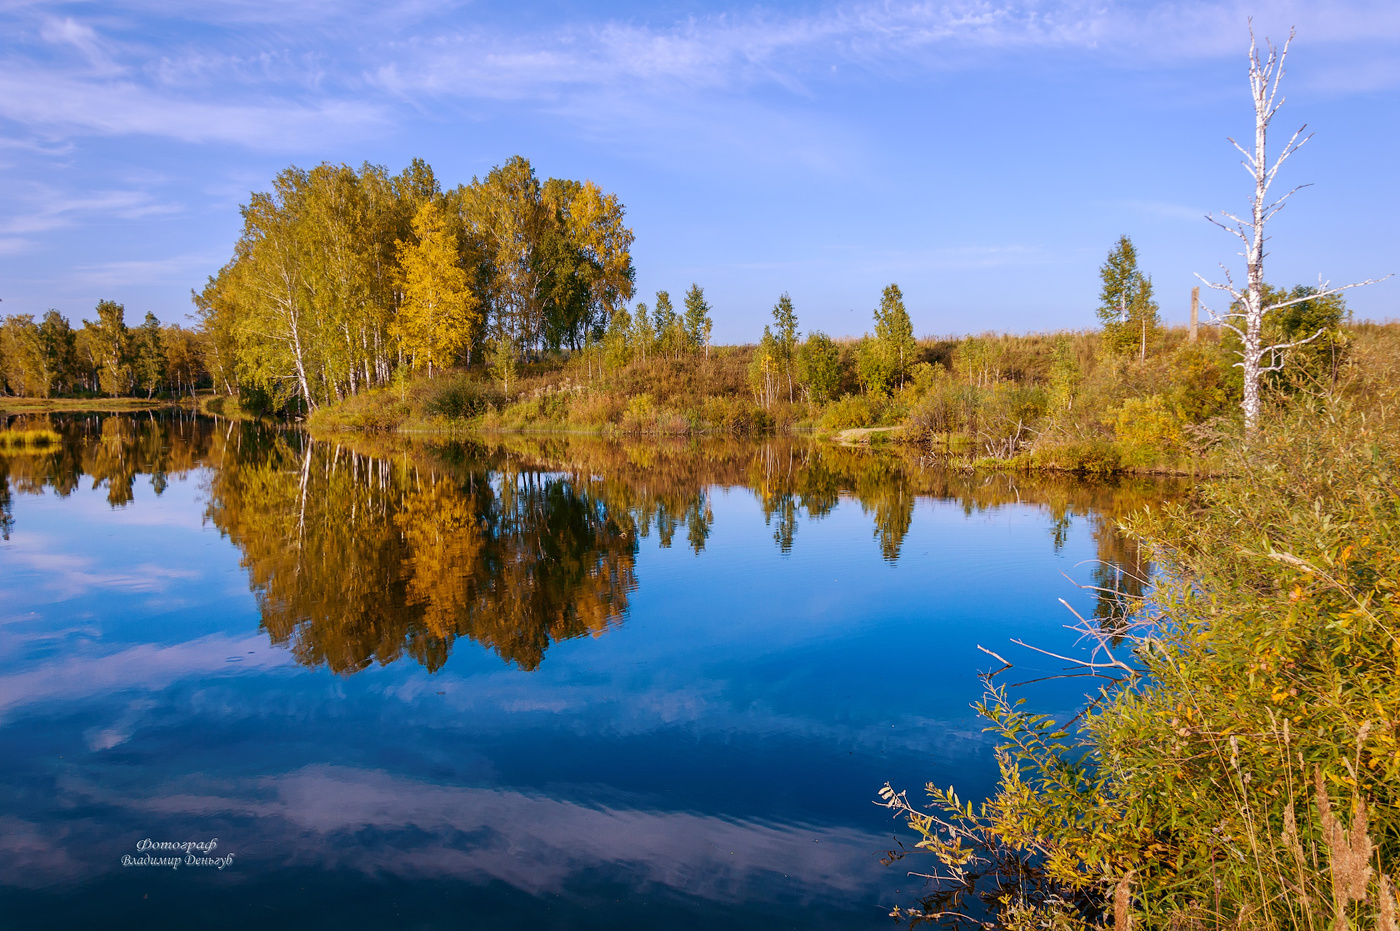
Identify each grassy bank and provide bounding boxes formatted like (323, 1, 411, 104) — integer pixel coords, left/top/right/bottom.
(0, 395, 178, 414)
(881, 325, 1400, 927)
(301, 322, 1396, 474)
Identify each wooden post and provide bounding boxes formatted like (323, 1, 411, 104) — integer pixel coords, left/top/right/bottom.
(1190, 286, 1199, 342)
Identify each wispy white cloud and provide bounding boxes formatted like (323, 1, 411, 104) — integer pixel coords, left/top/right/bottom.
(1, 0, 1396, 154)
(0, 71, 387, 147)
(70, 250, 231, 288)
(0, 186, 181, 236)
(367, 0, 1400, 106)
(1117, 199, 1208, 222)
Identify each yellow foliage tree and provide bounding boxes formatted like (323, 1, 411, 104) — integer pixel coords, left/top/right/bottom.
(394, 200, 479, 374)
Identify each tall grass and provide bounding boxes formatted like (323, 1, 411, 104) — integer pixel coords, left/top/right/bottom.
(0, 427, 61, 451)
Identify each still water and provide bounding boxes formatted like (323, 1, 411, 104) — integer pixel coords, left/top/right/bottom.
(0, 414, 1179, 929)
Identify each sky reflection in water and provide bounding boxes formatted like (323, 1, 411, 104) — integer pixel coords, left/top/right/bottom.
(0, 414, 1178, 929)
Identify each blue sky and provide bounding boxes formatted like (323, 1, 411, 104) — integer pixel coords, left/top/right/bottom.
(0, 0, 1396, 342)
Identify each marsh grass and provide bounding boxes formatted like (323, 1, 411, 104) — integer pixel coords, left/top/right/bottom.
(0, 427, 61, 452)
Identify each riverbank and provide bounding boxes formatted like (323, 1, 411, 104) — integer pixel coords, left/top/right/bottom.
(882, 320, 1400, 929)
(0, 395, 178, 414)
(297, 326, 1237, 476)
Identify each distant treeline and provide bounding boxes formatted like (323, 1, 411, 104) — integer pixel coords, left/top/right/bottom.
(0, 301, 205, 399)
(194, 155, 636, 411)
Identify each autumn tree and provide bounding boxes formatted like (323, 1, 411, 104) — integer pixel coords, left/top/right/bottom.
(162, 325, 204, 398)
(0, 315, 43, 396)
(194, 156, 634, 410)
(749, 326, 780, 407)
(394, 200, 480, 375)
(192, 268, 240, 395)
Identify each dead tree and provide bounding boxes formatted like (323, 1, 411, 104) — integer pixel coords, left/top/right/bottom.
(1197, 25, 1386, 436)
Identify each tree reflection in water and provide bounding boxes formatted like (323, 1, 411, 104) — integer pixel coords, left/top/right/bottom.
(0, 414, 1186, 674)
(205, 432, 639, 673)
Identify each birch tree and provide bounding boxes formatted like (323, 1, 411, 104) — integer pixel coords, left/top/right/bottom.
(1198, 27, 1386, 435)
(683, 284, 713, 359)
(771, 293, 798, 401)
(874, 283, 915, 389)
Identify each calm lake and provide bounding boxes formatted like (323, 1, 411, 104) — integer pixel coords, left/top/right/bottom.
(0, 414, 1181, 930)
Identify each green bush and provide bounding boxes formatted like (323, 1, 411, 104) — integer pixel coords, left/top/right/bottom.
(819, 394, 880, 430)
(421, 374, 502, 420)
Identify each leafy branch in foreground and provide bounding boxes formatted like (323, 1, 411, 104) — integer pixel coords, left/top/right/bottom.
(881, 326, 1400, 929)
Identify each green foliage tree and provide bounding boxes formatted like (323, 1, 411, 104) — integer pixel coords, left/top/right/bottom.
(795, 330, 841, 402)
(630, 301, 653, 363)
(874, 284, 916, 387)
(132, 312, 166, 398)
(38, 310, 76, 396)
(771, 292, 799, 401)
(856, 335, 893, 395)
(683, 283, 713, 359)
(84, 300, 131, 397)
(653, 290, 687, 360)
(488, 329, 518, 394)
(1264, 284, 1348, 388)
(1096, 235, 1159, 356)
(602, 306, 632, 371)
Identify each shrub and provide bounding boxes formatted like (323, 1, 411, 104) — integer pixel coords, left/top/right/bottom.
(618, 394, 656, 434)
(421, 374, 502, 420)
(819, 394, 880, 430)
(1110, 393, 1182, 454)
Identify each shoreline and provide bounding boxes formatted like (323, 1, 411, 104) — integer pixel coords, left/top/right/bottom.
(1, 401, 1209, 476)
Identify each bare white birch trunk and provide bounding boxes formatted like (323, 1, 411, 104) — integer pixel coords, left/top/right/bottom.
(1197, 26, 1384, 437)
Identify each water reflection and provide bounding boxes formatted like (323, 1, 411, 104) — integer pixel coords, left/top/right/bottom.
(0, 413, 1190, 929)
(1, 414, 1182, 677)
(207, 433, 638, 673)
